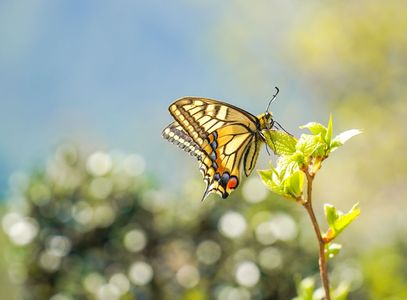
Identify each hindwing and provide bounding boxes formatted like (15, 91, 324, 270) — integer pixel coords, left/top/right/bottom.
(162, 121, 203, 159)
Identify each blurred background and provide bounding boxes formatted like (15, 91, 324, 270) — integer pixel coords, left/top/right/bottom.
(1, 0, 406, 299)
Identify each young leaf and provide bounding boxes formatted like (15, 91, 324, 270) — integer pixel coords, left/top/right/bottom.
(333, 202, 360, 234)
(332, 282, 350, 300)
(323, 203, 361, 241)
(258, 169, 283, 195)
(325, 243, 342, 259)
(283, 170, 305, 198)
(296, 134, 321, 158)
(325, 114, 333, 145)
(293, 277, 315, 300)
(258, 159, 303, 200)
(300, 122, 327, 136)
(324, 204, 339, 229)
(262, 129, 297, 155)
(330, 129, 362, 152)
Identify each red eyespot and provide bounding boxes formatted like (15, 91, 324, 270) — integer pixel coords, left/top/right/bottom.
(227, 176, 238, 190)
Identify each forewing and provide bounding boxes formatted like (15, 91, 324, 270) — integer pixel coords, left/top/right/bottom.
(168, 97, 258, 148)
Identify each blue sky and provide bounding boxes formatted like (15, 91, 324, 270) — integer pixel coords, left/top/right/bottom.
(0, 1, 319, 197)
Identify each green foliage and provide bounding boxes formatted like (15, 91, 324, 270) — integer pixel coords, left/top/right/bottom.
(361, 245, 407, 299)
(1, 144, 318, 300)
(260, 116, 361, 201)
(323, 203, 360, 242)
(332, 282, 351, 300)
(294, 277, 315, 300)
(262, 130, 297, 155)
(293, 277, 350, 300)
(258, 165, 304, 199)
(259, 116, 361, 300)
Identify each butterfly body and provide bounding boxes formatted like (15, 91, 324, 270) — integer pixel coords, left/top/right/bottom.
(162, 97, 274, 200)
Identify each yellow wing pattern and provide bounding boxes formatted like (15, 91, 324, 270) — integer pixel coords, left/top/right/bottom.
(162, 97, 267, 200)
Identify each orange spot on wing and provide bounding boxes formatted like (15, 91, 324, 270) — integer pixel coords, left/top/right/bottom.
(227, 177, 238, 190)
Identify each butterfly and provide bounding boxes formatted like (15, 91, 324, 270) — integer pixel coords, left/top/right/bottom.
(162, 88, 284, 201)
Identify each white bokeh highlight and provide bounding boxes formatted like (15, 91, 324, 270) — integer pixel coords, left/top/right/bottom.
(242, 177, 268, 203)
(235, 261, 260, 288)
(86, 152, 112, 176)
(218, 211, 247, 239)
(128, 262, 154, 286)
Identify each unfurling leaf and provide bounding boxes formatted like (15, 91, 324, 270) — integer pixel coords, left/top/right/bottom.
(258, 161, 303, 200)
(323, 203, 360, 241)
(300, 122, 327, 136)
(296, 134, 323, 158)
(325, 204, 339, 229)
(325, 243, 342, 259)
(283, 170, 305, 198)
(325, 114, 333, 145)
(258, 168, 284, 196)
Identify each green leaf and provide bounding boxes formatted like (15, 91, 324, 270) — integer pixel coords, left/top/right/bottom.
(300, 122, 327, 136)
(258, 168, 285, 196)
(262, 129, 297, 155)
(325, 243, 342, 259)
(324, 204, 338, 229)
(277, 155, 301, 179)
(294, 277, 315, 300)
(258, 159, 304, 200)
(333, 202, 360, 233)
(283, 170, 305, 198)
(323, 203, 361, 241)
(330, 129, 362, 152)
(296, 134, 323, 158)
(326, 114, 333, 145)
(332, 282, 350, 300)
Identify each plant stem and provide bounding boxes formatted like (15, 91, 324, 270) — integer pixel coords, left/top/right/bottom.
(303, 173, 331, 300)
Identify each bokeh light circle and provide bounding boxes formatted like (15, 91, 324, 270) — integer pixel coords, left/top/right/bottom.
(235, 261, 260, 288)
(128, 262, 154, 286)
(176, 265, 200, 288)
(86, 152, 112, 176)
(242, 177, 268, 203)
(258, 247, 283, 270)
(218, 211, 247, 239)
(123, 229, 147, 253)
(196, 240, 222, 265)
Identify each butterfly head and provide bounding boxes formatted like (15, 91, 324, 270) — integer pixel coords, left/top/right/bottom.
(258, 111, 275, 131)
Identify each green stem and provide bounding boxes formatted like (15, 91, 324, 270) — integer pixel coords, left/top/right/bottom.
(303, 173, 331, 300)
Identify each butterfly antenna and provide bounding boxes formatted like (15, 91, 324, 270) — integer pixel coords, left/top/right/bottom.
(265, 142, 271, 156)
(274, 120, 292, 136)
(266, 87, 280, 113)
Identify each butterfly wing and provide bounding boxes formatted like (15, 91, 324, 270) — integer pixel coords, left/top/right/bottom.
(168, 97, 259, 146)
(162, 121, 203, 159)
(199, 123, 258, 200)
(164, 97, 262, 200)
